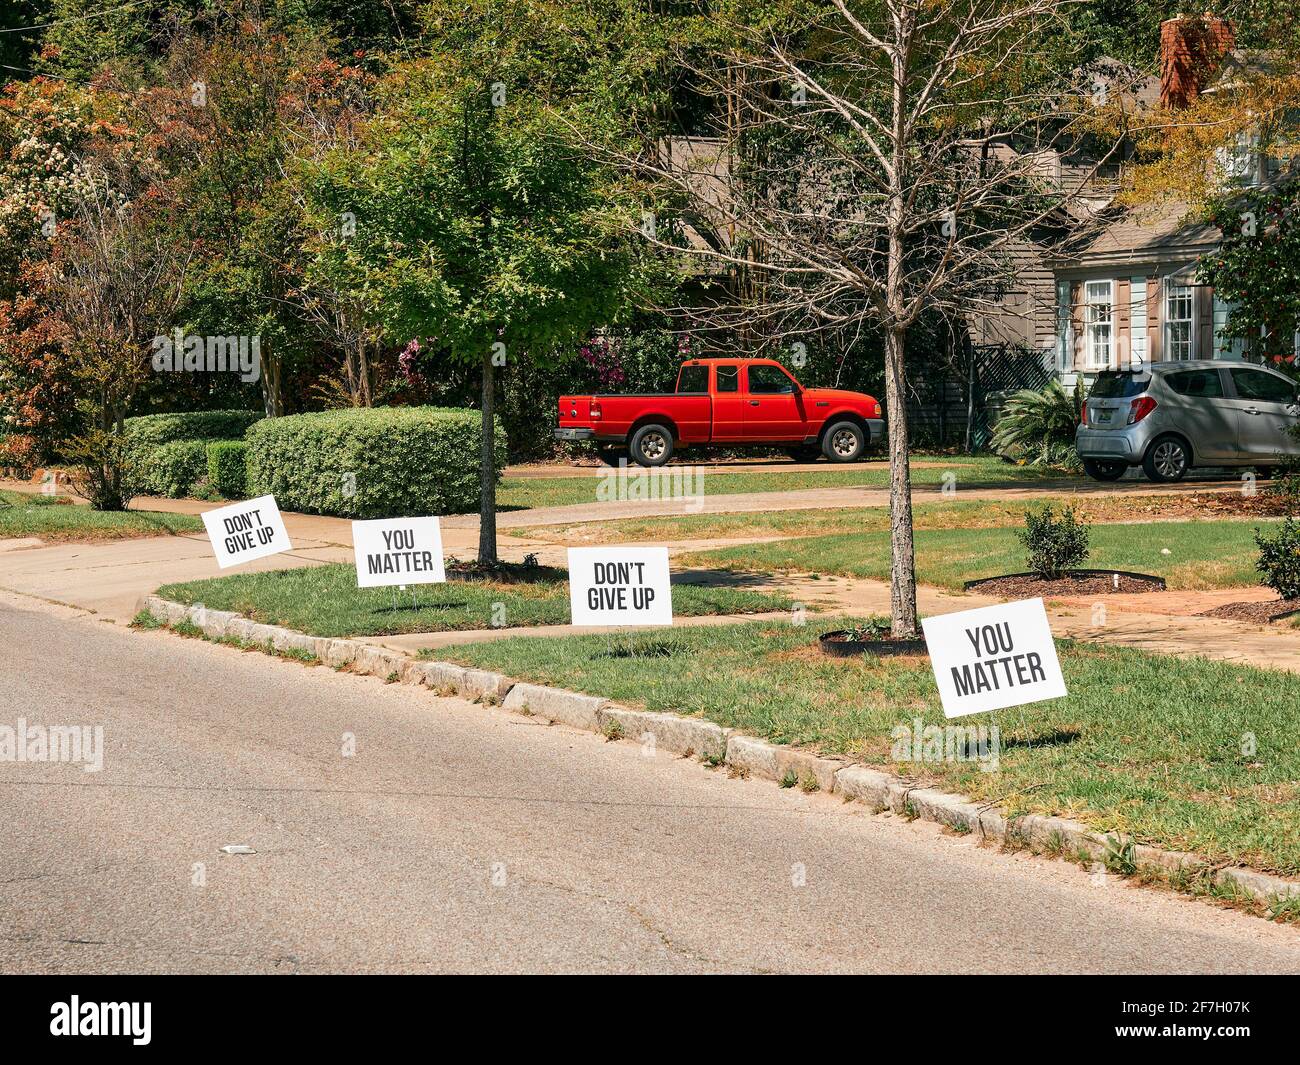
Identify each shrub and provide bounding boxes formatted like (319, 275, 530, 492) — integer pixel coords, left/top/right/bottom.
(122, 410, 261, 497)
(123, 410, 262, 448)
(1255, 519, 1300, 600)
(990, 380, 1083, 469)
(245, 407, 507, 518)
(207, 440, 248, 499)
(1019, 504, 1090, 580)
(135, 439, 215, 498)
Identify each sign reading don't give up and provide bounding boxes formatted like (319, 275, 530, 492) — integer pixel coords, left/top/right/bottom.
(568, 547, 672, 627)
(201, 495, 292, 569)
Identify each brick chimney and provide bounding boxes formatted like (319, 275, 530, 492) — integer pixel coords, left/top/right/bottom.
(1160, 14, 1236, 109)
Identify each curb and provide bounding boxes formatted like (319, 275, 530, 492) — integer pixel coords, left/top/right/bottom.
(136, 594, 1300, 910)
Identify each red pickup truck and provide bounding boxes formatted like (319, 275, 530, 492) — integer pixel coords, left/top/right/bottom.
(555, 358, 884, 467)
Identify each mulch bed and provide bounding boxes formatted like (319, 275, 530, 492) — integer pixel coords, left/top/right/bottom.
(966, 571, 1165, 598)
(1198, 599, 1300, 625)
(819, 629, 929, 657)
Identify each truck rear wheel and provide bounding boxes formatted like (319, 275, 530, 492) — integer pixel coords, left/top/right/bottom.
(821, 421, 866, 463)
(629, 423, 674, 467)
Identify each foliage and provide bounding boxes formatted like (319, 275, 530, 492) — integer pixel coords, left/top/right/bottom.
(1255, 517, 1300, 600)
(123, 409, 262, 449)
(1019, 505, 1091, 580)
(990, 379, 1084, 469)
(121, 410, 258, 497)
(1202, 181, 1300, 362)
(0, 262, 76, 471)
(128, 438, 214, 498)
(244, 406, 507, 518)
(206, 440, 249, 499)
(0, 76, 104, 294)
(301, 3, 669, 557)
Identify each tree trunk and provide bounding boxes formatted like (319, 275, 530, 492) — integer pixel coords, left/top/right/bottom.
(478, 347, 498, 565)
(261, 344, 283, 418)
(884, 326, 919, 638)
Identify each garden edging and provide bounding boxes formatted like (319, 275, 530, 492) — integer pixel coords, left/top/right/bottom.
(137, 593, 1300, 911)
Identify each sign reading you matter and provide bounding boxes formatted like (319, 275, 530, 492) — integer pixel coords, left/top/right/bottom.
(921, 597, 1067, 718)
(351, 517, 446, 588)
(568, 547, 672, 627)
(202, 495, 292, 569)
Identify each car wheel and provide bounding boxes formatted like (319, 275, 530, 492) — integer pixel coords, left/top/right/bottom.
(785, 446, 821, 463)
(629, 424, 674, 467)
(821, 421, 866, 463)
(1082, 459, 1126, 482)
(1143, 436, 1190, 483)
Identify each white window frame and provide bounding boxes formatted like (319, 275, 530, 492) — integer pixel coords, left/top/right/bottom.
(1164, 284, 1195, 361)
(1084, 280, 1113, 369)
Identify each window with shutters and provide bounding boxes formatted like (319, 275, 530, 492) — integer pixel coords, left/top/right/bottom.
(1164, 284, 1194, 361)
(1084, 281, 1112, 369)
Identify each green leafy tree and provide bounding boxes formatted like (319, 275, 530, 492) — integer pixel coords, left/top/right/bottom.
(1202, 182, 1300, 365)
(302, 5, 663, 563)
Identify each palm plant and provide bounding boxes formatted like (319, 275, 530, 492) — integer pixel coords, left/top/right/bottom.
(990, 379, 1083, 468)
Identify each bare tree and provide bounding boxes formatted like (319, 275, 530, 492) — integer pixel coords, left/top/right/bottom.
(618, 0, 1137, 636)
(50, 176, 190, 509)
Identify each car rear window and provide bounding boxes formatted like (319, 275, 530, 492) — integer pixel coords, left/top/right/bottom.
(1165, 369, 1223, 398)
(1090, 372, 1148, 398)
(677, 364, 709, 393)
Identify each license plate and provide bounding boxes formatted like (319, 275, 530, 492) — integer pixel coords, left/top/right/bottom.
(1095, 409, 1112, 423)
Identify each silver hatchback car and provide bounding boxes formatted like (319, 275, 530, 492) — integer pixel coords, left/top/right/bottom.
(1075, 360, 1300, 482)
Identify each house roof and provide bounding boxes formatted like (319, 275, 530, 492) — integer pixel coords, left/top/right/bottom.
(1050, 199, 1221, 274)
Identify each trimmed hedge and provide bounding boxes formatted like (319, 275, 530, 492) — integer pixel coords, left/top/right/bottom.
(124, 410, 263, 449)
(137, 439, 216, 498)
(207, 440, 248, 499)
(123, 410, 261, 498)
(245, 407, 507, 518)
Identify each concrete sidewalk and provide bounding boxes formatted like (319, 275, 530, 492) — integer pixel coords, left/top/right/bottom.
(4, 479, 1295, 674)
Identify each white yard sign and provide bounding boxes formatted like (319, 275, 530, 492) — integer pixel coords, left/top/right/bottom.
(921, 598, 1067, 719)
(568, 547, 673, 627)
(351, 517, 446, 588)
(201, 495, 292, 569)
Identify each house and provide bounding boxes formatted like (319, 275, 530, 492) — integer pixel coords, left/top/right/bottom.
(1048, 14, 1292, 391)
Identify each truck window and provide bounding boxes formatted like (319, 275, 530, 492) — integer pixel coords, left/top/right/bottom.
(747, 365, 796, 394)
(677, 364, 709, 394)
(715, 365, 740, 393)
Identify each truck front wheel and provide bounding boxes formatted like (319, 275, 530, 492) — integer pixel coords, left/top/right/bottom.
(629, 424, 674, 467)
(821, 421, 866, 463)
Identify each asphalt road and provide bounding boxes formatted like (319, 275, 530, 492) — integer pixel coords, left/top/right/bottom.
(3, 597, 1299, 974)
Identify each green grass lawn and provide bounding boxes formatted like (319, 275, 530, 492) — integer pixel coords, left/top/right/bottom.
(497, 454, 1066, 511)
(157, 562, 797, 637)
(683, 519, 1281, 591)
(436, 620, 1300, 876)
(514, 495, 1257, 545)
(0, 490, 203, 542)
